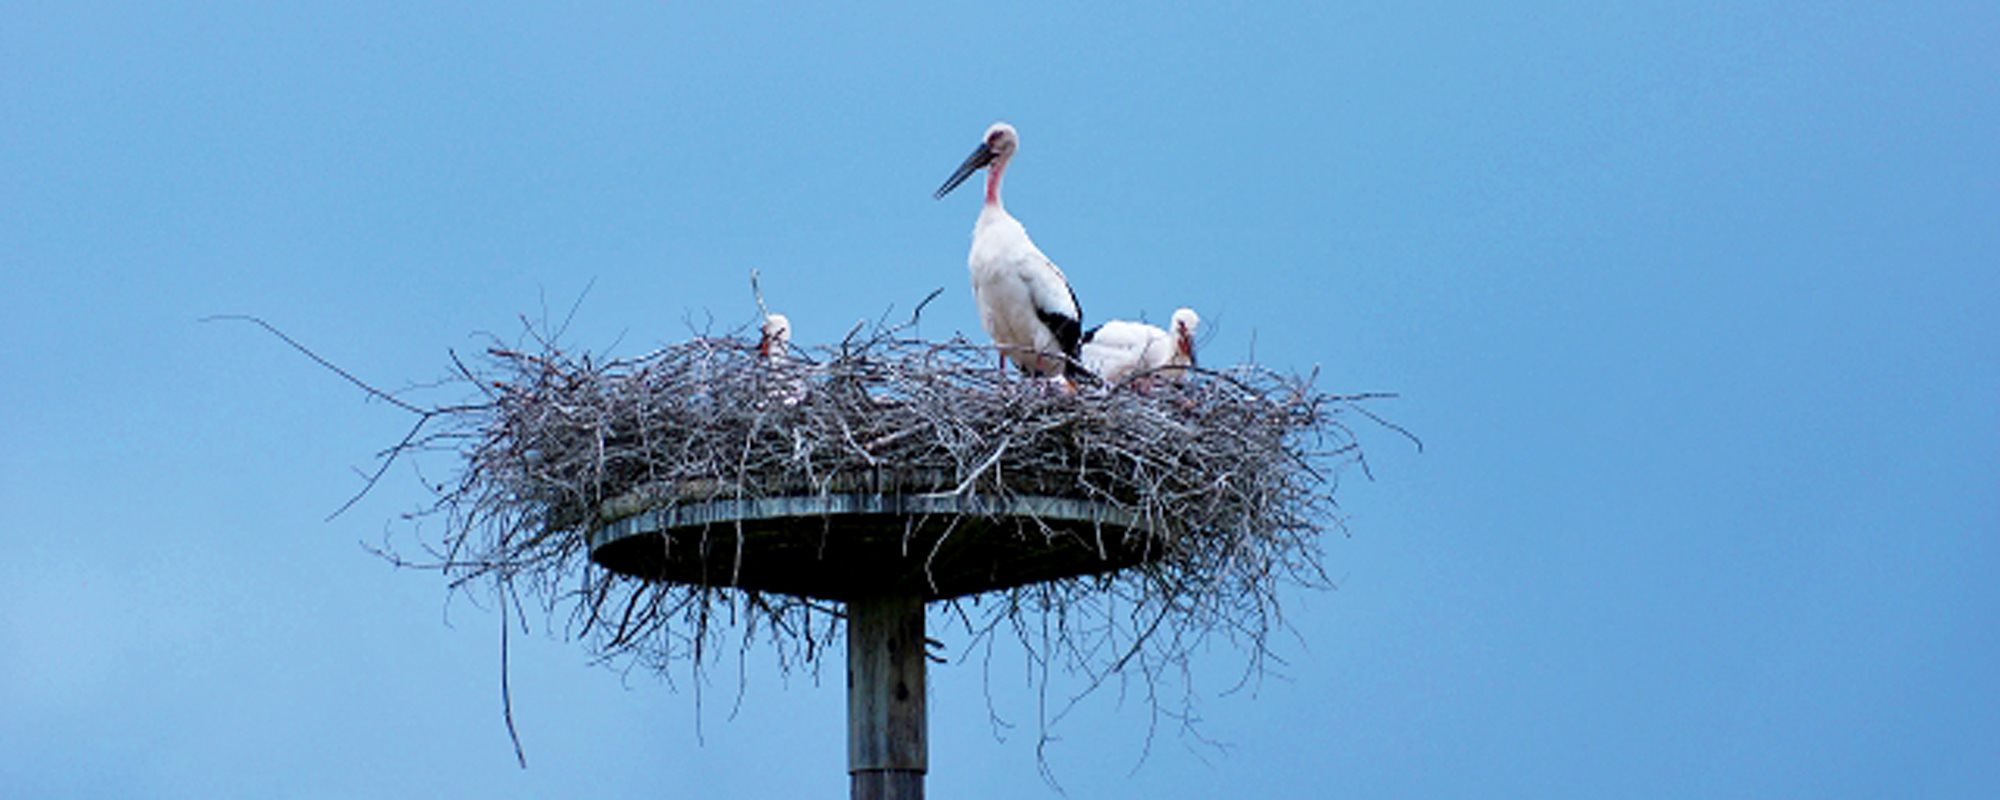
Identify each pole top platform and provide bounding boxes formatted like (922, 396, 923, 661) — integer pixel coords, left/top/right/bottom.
(587, 484, 1154, 601)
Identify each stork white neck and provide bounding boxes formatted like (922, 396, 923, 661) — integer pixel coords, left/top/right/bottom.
(985, 151, 1008, 208)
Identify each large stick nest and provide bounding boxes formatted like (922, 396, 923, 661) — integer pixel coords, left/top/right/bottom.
(385, 313, 1402, 737)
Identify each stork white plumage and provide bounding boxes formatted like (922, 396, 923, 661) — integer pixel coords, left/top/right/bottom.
(1081, 307, 1201, 386)
(935, 122, 1084, 379)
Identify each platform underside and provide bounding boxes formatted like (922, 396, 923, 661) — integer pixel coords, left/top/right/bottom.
(585, 492, 1160, 601)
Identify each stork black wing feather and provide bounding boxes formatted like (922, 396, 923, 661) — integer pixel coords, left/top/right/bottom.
(1037, 307, 1083, 378)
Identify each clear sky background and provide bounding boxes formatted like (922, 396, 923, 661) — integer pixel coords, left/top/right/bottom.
(4, 3, 1995, 797)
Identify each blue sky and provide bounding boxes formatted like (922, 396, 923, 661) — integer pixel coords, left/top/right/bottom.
(4, 2, 1995, 797)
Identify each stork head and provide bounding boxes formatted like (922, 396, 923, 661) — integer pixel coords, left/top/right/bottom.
(935, 121, 1019, 200)
(1170, 307, 1200, 367)
(758, 313, 791, 358)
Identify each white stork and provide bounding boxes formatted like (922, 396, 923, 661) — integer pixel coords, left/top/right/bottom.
(1080, 307, 1201, 387)
(935, 122, 1084, 379)
(757, 312, 806, 405)
(757, 312, 791, 360)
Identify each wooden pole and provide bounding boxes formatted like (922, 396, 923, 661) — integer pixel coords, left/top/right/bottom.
(847, 591, 926, 800)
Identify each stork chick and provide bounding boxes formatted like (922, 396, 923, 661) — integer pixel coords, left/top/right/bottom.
(1081, 307, 1200, 387)
(757, 313, 791, 360)
(757, 312, 805, 405)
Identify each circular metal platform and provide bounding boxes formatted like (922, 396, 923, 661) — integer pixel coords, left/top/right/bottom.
(586, 489, 1155, 601)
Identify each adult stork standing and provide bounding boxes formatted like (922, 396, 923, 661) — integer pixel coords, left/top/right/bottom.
(1080, 307, 1201, 387)
(935, 122, 1084, 379)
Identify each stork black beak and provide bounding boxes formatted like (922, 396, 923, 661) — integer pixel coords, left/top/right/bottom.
(934, 142, 996, 199)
